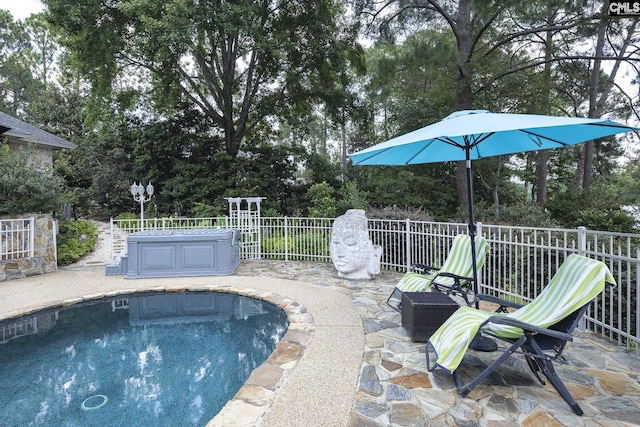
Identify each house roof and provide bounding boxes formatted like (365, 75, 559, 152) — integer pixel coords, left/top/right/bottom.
(0, 111, 76, 150)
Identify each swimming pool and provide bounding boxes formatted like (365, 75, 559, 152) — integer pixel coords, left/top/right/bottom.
(0, 291, 287, 426)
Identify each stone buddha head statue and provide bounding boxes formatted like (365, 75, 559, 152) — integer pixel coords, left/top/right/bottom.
(330, 209, 382, 280)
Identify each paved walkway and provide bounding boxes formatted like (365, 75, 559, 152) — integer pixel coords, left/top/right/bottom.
(3, 222, 640, 426)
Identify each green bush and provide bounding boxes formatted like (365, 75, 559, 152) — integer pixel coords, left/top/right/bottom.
(306, 182, 336, 218)
(337, 181, 368, 215)
(191, 201, 223, 218)
(0, 143, 70, 215)
(262, 229, 329, 259)
(545, 186, 637, 233)
(262, 232, 290, 258)
(575, 208, 637, 233)
(56, 220, 98, 266)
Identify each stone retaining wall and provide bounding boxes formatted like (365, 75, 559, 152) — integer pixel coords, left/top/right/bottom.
(0, 214, 57, 281)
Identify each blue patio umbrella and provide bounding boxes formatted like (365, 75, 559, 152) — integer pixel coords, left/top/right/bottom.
(349, 110, 638, 300)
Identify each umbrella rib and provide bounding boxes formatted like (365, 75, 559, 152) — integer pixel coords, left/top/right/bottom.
(351, 147, 392, 164)
(520, 120, 635, 147)
(438, 136, 465, 149)
(586, 122, 635, 131)
(519, 129, 569, 147)
(469, 133, 493, 147)
(405, 138, 444, 164)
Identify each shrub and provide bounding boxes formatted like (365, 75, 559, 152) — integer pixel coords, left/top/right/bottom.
(56, 220, 98, 266)
(0, 143, 70, 215)
(366, 206, 434, 222)
(337, 181, 368, 215)
(306, 182, 336, 218)
(261, 229, 329, 260)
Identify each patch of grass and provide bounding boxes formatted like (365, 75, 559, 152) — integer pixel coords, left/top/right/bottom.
(56, 220, 98, 266)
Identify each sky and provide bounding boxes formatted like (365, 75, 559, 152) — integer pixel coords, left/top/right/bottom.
(0, 0, 43, 20)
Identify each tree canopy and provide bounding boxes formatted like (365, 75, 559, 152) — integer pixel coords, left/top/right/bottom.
(44, 0, 363, 157)
(0, 0, 638, 231)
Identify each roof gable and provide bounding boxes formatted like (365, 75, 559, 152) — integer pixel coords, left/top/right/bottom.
(0, 111, 76, 150)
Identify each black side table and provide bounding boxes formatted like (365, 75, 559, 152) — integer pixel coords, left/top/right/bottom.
(401, 291, 459, 342)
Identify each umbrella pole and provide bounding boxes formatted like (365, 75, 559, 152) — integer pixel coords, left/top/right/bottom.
(465, 158, 479, 305)
(465, 153, 497, 352)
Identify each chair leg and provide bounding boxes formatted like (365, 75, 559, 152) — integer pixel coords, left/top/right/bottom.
(456, 335, 584, 415)
(537, 358, 584, 415)
(425, 342, 437, 372)
(452, 282, 472, 306)
(458, 336, 527, 396)
(386, 287, 402, 312)
(523, 353, 546, 385)
(527, 336, 584, 416)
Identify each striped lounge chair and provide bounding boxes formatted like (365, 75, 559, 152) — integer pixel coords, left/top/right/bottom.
(386, 234, 490, 311)
(426, 254, 615, 415)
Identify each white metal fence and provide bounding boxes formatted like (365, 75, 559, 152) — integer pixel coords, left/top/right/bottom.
(110, 216, 639, 353)
(0, 218, 35, 260)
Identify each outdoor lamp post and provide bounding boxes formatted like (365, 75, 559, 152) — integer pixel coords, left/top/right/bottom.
(130, 181, 154, 230)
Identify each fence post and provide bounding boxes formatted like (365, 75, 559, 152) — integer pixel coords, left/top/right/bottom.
(405, 218, 411, 269)
(29, 216, 35, 258)
(52, 217, 57, 265)
(577, 226, 587, 256)
(284, 216, 289, 262)
(109, 218, 115, 260)
(258, 217, 263, 259)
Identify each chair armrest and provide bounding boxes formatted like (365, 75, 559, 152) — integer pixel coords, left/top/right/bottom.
(410, 263, 438, 274)
(432, 272, 475, 305)
(476, 294, 524, 310)
(486, 316, 574, 342)
(434, 272, 473, 287)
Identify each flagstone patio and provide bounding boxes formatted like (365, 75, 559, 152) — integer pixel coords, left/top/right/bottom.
(235, 260, 640, 426)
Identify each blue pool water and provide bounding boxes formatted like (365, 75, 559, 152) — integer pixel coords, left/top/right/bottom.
(0, 292, 287, 426)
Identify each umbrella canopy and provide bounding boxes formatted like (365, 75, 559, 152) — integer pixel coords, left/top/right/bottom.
(350, 110, 637, 166)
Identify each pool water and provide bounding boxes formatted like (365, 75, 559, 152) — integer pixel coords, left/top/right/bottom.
(0, 292, 287, 426)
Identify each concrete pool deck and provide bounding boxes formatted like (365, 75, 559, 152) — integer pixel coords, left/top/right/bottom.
(2, 239, 640, 425)
(0, 265, 364, 427)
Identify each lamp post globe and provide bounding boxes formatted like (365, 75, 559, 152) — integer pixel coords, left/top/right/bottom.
(131, 181, 154, 230)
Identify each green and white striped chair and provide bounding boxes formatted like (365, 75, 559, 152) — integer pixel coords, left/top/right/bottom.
(426, 254, 615, 416)
(386, 234, 490, 311)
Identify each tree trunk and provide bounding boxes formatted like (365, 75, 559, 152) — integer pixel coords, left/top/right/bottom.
(581, 3, 635, 190)
(454, 0, 474, 211)
(583, 12, 607, 191)
(573, 148, 585, 192)
(493, 159, 503, 220)
(535, 150, 547, 204)
(525, 153, 533, 200)
(535, 7, 554, 205)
